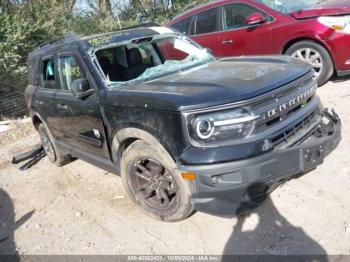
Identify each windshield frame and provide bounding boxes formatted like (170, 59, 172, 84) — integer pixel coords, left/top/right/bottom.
(89, 33, 215, 89)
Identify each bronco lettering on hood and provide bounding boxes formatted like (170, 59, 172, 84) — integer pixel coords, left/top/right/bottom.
(263, 85, 317, 120)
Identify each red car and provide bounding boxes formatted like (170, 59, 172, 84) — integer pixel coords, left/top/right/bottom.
(168, 0, 350, 85)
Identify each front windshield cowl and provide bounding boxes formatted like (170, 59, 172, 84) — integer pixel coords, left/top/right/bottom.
(92, 34, 215, 89)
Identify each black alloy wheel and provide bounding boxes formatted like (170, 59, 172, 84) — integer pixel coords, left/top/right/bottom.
(130, 159, 178, 210)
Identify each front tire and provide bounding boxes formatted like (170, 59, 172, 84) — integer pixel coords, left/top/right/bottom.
(286, 41, 334, 86)
(120, 140, 194, 222)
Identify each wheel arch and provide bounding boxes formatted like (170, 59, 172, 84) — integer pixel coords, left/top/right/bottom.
(281, 37, 335, 64)
(30, 112, 56, 142)
(281, 37, 336, 83)
(112, 127, 177, 169)
(31, 112, 44, 130)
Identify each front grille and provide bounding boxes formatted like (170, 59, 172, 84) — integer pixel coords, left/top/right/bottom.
(271, 109, 320, 149)
(259, 95, 315, 131)
(251, 73, 316, 134)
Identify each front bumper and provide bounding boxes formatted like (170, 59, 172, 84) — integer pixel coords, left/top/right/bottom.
(181, 109, 341, 217)
(325, 32, 350, 72)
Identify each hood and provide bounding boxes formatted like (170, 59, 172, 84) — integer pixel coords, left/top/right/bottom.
(291, 0, 350, 19)
(112, 56, 312, 111)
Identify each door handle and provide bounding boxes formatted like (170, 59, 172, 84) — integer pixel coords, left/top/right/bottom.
(222, 39, 233, 45)
(56, 104, 68, 110)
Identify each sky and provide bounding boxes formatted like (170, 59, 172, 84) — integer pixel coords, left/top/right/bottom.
(74, 0, 130, 13)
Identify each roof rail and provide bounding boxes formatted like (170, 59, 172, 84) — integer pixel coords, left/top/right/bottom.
(37, 33, 79, 49)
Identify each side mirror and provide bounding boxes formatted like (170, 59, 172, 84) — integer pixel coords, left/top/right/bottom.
(71, 78, 94, 99)
(246, 13, 266, 27)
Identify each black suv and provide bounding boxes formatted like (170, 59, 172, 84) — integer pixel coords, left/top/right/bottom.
(25, 26, 341, 222)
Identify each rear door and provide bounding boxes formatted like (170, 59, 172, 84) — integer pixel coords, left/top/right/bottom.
(34, 54, 68, 139)
(56, 51, 109, 160)
(218, 3, 274, 56)
(190, 7, 224, 57)
(170, 16, 194, 35)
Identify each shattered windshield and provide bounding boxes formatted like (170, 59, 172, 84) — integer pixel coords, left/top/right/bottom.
(93, 35, 214, 88)
(255, 0, 321, 13)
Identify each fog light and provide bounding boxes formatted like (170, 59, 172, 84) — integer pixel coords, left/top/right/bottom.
(210, 172, 242, 186)
(211, 175, 219, 184)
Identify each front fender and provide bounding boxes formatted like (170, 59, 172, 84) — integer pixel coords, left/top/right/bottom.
(112, 127, 177, 169)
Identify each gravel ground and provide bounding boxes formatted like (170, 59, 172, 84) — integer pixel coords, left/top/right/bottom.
(0, 78, 349, 256)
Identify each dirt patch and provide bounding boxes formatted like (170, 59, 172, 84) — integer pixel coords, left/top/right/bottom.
(0, 118, 38, 169)
(0, 118, 36, 147)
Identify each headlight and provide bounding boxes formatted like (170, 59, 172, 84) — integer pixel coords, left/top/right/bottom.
(188, 108, 260, 143)
(318, 16, 350, 34)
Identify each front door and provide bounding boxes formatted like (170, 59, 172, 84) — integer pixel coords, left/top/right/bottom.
(218, 3, 274, 56)
(55, 52, 110, 160)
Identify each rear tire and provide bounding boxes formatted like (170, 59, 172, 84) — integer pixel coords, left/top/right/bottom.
(286, 41, 334, 86)
(38, 124, 70, 167)
(120, 140, 194, 222)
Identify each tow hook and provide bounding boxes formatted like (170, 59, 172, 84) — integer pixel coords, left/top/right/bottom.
(12, 144, 46, 170)
(323, 108, 340, 124)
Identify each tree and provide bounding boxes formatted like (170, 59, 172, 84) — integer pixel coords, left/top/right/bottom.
(86, 0, 113, 17)
(0, 0, 209, 74)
